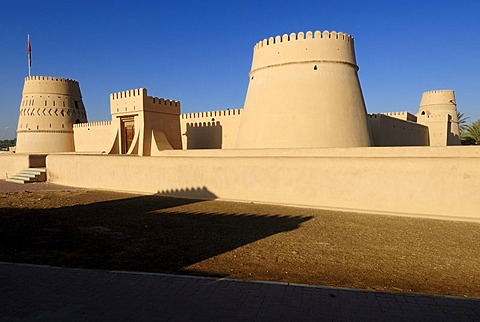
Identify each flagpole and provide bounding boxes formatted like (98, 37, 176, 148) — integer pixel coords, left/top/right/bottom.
(27, 33, 31, 77)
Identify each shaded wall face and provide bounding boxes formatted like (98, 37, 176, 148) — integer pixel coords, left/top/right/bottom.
(368, 114, 429, 146)
(186, 122, 223, 149)
(236, 63, 371, 148)
(143, 111, 182, 152)
(180, 110, 243, 150)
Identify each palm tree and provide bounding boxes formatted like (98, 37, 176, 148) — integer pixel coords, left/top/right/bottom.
(463, 119, 480, 144)
(456, 111, 470, 138)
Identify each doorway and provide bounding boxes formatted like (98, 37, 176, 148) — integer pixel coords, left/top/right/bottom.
(121, 117, 135, 154)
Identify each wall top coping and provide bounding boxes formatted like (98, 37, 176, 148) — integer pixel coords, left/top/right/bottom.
(48, 146, 480, 159)
(422, 89, 454, 95)
(73, 120, 112, 128)
(181, 108, 243, 119)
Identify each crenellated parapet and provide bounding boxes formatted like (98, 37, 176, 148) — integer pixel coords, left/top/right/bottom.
(25, 76, 78, 83)
(110, 88, 146, 100)
(382, 111, 409, 116)
(147, 96, 180, 108)
(23, 76, 82, 98)
(181, 108, 242, 119)
(250, 30, 357, 74)
(110, 88, 180, 115)
(73, 120, 112, 128)
(186, 121, 221, 128)
(379, 111, 417, 122)
(418, 89, 456, 108)
(255, 30, 353, 45)
(422, 89, 454, 95)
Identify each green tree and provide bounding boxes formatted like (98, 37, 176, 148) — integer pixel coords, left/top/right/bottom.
(0, 139, 16, 149)
(463, 119, 480, 144)
(456, 111, 470, 138)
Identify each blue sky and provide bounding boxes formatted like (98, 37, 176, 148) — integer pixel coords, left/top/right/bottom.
(1, 0, 479, 139)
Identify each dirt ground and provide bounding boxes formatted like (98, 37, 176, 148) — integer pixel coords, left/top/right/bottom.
(0, 185, 479, 298)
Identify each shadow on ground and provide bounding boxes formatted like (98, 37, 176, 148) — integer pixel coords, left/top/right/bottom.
(0, 193, 312, 276)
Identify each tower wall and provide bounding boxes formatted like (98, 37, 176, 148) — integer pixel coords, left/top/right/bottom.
(16, 76, 88, 153)
(417, 90, 461, 146)
(235, 30, 371, 148)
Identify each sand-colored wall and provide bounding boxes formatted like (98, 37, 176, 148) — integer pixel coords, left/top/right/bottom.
(0, 154, 46, 179)
(73, 121, 116, 153)
(369, 114, 429, 146)
(236, 30, 371, 148)
(74, 88, 181, 155)
(16, 76, 88, 153)
(180, 109, 243, 149)
(417, 90, 460, 146)
(46, 146, 480, 222)
(380, 111, 417, 122)
(110, 88, 182, 154)
(417, 114, 460, 147)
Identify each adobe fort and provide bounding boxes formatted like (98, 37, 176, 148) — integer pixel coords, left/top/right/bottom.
(3, 30, 478, 222)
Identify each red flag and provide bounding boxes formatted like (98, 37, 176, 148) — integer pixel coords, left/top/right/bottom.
(27, 34, 32, 68)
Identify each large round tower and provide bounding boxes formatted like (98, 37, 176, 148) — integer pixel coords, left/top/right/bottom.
(235, 30, 371, 149)
(16, 76, 88, 153)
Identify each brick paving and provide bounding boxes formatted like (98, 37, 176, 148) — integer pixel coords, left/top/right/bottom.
(0, 262, 478, 321)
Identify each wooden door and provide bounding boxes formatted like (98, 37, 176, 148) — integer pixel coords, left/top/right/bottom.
(121, 119, 135, 154)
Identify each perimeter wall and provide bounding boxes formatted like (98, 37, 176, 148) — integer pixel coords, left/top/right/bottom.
(0, 154, 46, 179)
(180, 109, 242, 149)
(46, 147, 480, 222)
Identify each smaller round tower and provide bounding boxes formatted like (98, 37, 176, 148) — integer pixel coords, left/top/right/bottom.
(417, 90, 460, 146)
(16, 76, 88, 153)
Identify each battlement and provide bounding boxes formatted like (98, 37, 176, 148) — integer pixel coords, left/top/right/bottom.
(110, 88, 180, 115)
(422, 89, 454, 95)
(110, 88, 146, 100)
(147, 96, 180, 108)
(25, 76, 78, 84)
(249, 29, 357, 73)
(254, 30, 354, 50)
(73, 121, 112, 128)
(381, 111, 408, 116)
(378, 111, 418, 122)
(22, 75, 82, 97)
(181, 108, 242, 119)
(110, 88, 179, 108)
(186, 121, 221, 128)
(419, 89, 456, 109)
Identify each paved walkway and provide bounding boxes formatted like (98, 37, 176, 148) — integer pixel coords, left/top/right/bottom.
(0, 263, 478, 321)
